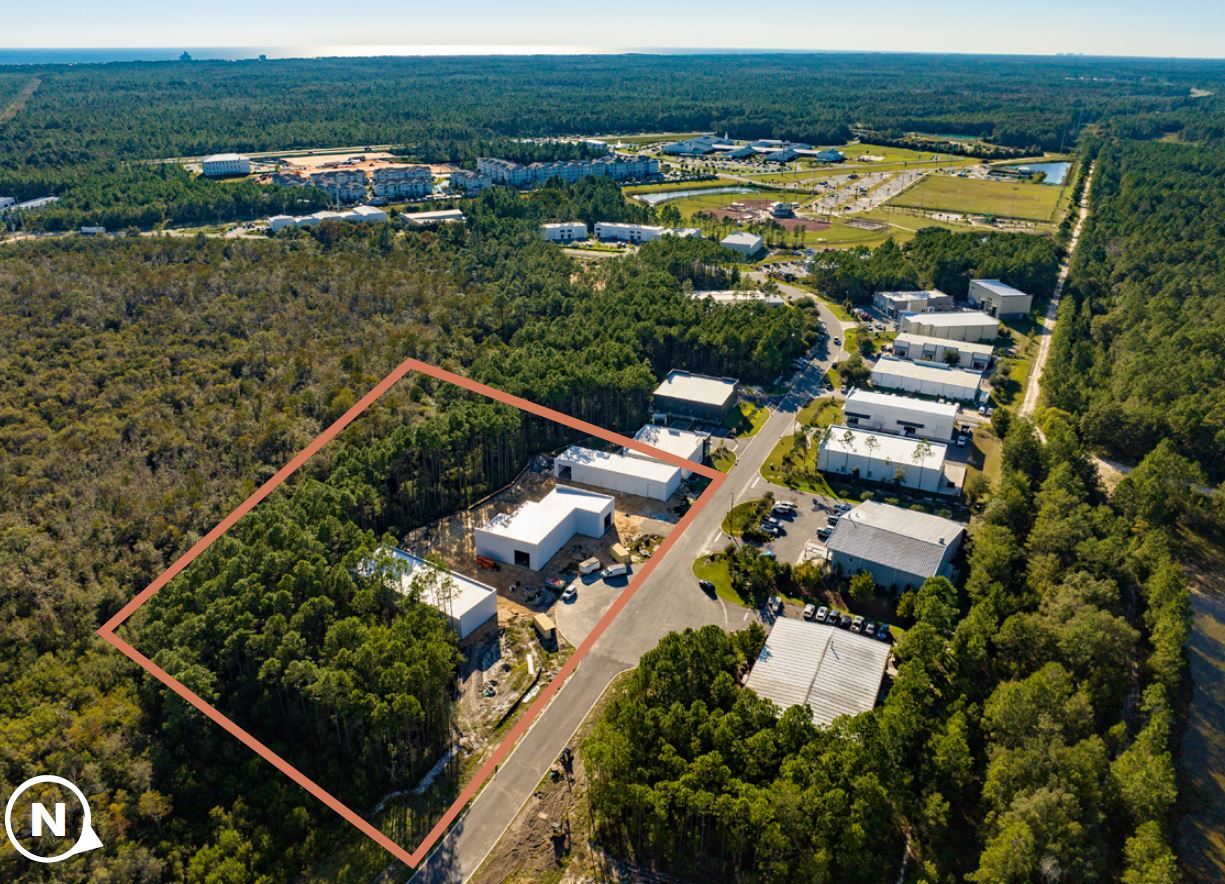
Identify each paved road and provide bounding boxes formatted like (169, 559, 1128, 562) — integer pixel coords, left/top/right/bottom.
(1021, 161, 1095, 418)
(413, 295, 855, 883)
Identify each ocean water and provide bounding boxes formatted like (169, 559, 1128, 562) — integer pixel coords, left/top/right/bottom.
(0, 48, 260, 65)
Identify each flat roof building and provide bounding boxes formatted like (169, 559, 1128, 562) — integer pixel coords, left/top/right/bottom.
(892, 333, 993, 371)
(818, 425, 957, 495)
(541, 221, 589, 243)
(652, 370, 740, 422)
(903, 311, 999, 343)
(968, 279, 1034, 318)
(720, 232, 765, 259)
(201, 153, 251, 177)
(870, 356, 983, 402)
(686, 289, 785, 306)
(368, 548, 497, 639)
(825, 500, 965, 590)
(744, 618, 889, 727)
(402, 209, 465, 225)
(873, 289, 954, 321)
(474, 485, 614, 571)
(630, 424, 709, 478)
(554, 445, 681, 501)
(843, 388, 958, 441)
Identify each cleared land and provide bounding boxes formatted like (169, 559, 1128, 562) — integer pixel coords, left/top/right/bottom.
(890, 174, 1064, 222)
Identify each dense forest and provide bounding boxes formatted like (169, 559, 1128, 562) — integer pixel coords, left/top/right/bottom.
(1045, 139, 1225, 480)
(0, 180, 814, 880)
(2, 53, 1224, 228)
(587, 410, 1197, 881)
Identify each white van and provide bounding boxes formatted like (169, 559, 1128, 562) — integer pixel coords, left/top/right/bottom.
(601, 563, 629, 579)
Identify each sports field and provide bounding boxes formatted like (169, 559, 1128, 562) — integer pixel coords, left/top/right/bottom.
(889, 174, 1065, 222)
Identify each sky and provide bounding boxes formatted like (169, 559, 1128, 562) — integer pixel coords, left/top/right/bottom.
(3, 0, 1224, 60)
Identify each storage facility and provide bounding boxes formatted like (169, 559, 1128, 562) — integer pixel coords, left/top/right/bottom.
(825, 500, 965, 590)
(402, 209, 465, 226)
(903, 311, 999, 343)
(818, 425, 954, 494)
(743, 618, 889, 727)
(201, 153, 251, 177)
(891, 333, 993, 370)
(720, 232, 766, 258)
(474, 485, 614, 571)
(652, 370, 740, 422)
(594, 222, 700, 243)
(872, 289, 953, 321)
(843, 388, 958, 441)
(870, 356, 983, 402)
(554, 446, 682, 501)
(968, 279, 1033, 318)
(369, 548, 497, 640)
(540, 221, 589, 242)
(630, 425, 708, 478)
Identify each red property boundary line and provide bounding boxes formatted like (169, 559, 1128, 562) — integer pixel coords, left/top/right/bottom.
(97, 355, 726, 868)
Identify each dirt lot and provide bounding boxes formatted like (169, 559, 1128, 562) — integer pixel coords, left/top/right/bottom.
(712, 199, 831, 233)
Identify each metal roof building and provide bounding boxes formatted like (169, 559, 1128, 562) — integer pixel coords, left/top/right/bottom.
(744, 618, 890, 727)
(474, 485, 614, 571)
(720, 231, 766, 258)
(903, 311, 999, 343)
(968, 279, 1033, 318)
(630, 425, 709, 478)
(554, 445, 682, 501)
(652, 370, 740, 422)
(826, 500, 965, 590)
(892, 333, 993, 371)
(870, 356, 983, 402)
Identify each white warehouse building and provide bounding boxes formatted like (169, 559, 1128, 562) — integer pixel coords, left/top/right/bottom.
(720, 232, 766, 258)
(474, 485, 614, 571)
(870, 356, 983, 402)
(818, 425, 955, 494)
(903, 311, 999, 343)
(201, 153, 251, 177)
(968, 279, 1033, 318)
(843, 388, 958, 441)
(594, 222, 700, 243)
(630, 424, 708, 478)
(541, 221, 589, 243)
(554, 446, 682, 501)
(891, 333, 993, 371)
(367, 548, 498, 640)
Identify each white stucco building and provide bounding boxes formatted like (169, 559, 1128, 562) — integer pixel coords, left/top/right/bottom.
(870, 356, 983, 402)
(201, 153, 251, 177)
(818, 425, 955, 494)
(541, 221, 589, 243)
(554, 446, 682, 501)
(474, 485, 614, 571)
(629, 425, 708, 478)
(843, 388, 958, 441)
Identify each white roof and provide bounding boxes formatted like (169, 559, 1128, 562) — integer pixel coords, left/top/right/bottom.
(744, 618, 890, 727)
(202, 153, 246, 163)
(842, 499, 965, 547)
(973, 279, 1030, 299)
(382, 548, 495, 620)
(908, 311, 998, 328)
(480, 485, 613, 544)
(821, 424, 948, 467)
(721, 232, 765, 247)
(871, 356, 983, 387)
(654, 370, 739, 408)
(844, 388, 959, 419)
(876, 289, 947, 303)
(349, 205, 387, 219)
(687, 290, 785, 306)
(632, 425, 708, 462)
(893, 333, 994, 358)
(542, 221, 586, 229)
(404, 209, 465, 223)
(556, 445, 680, 483)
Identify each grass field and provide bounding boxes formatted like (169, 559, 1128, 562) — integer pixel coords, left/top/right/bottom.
(726, 401, 770, 437)
(890, 174, 1065, 222)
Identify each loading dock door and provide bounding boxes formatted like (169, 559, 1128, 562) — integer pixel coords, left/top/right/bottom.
(514, 549, 531, 568)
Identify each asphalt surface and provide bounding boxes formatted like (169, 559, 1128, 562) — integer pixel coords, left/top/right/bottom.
(412, 289, 855, 883)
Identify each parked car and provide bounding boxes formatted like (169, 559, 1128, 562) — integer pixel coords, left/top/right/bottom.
(698, 579, 716, 597)
(851, 615, 865, 633)
(816, 526, 833, 541)
(803, 603, 817, 621)
(838, 613, 853, 629)
(761, 522, 783, 537)
(825, 608, 841, 624)
(816, 605, 829, 622)
(827, 515, 841, 528)
(956, 434, 969, 447)
(864, 621, 876, 637)
(561, 585, 577, 602)
(762, 516, 781, 528)
(876, 624, 891, 642)
(768, 596, 784, 615)
(834, 503, 852, 513)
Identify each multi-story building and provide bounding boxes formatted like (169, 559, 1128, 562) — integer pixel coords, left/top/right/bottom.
(371, 165, 433, 200)
(842, 388, 958, 441)
(873, 289, 954, 321)
(540, 222, 589, 243)
(309, 169, 368, 204)
(450, 170, 492, 193)
(201, 153, 251, 177)
(476, 155, 659, 189)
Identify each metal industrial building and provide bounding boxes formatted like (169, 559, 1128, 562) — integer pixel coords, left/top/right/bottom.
(554, 446, 682, 501)
(594, 222, 701, 243)
(892, 333, 993, 370)
(720, 232, 765, 258)
(870, 356, 983, 402)
(743, 618, 890, 727)
(367, 548, 497, 640)
(826, 500, 965, 590)
(474, 485, 614, 571)
(652, 370, 740, 422)
(843, 388, 958, 441)
(630, 425, 708, 478)
(903, 311, 999, 343)
(540, 221, 588, 242)
(968, 279, 1033, 318)
(818, 425, 954, 494)
(872, 289, 954, 321)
